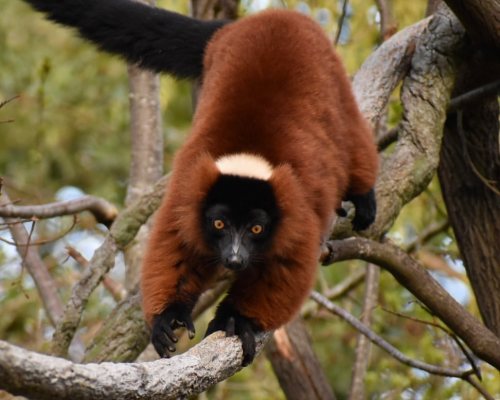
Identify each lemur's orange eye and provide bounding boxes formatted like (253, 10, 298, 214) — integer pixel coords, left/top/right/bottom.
(251, 225, 263, 235)
(213, 219, 225, 230)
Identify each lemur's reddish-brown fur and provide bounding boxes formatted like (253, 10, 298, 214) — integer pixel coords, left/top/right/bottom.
(141, 10, 378, 329)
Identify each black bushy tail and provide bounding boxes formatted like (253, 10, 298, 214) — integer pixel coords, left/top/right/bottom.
(23, 0, 229, 79)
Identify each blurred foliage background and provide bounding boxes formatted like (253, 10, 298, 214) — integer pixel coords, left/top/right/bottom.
(0, 0, 498, 399)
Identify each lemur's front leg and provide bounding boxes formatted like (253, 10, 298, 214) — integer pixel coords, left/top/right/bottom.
(141, 206, 216, 358)
(206, 247, 318, 365)
(205, 302, 260, 366)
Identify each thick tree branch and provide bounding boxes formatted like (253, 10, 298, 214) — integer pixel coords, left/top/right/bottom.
(365, 6, 465, 238)
(0, 195, 118, 227)
(51, 235, 117, 357)
(352, 17, 430, 127)
(83, 293, 150, 363)
(322, 237, 500, 369)
(0, 333, 271, 400)
(84, 274, 231, 363)
(124, 33, 164, 290)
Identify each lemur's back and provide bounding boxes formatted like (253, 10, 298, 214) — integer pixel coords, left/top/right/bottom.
(182, 10, 377, 226)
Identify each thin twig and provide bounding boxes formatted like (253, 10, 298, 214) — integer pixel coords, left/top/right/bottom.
(51, 174, 170, 357)
(312, 291, 494, 398)
(448, 79, 500, 113)
(334, 0, 349, 46)
(377, 126, 398, 151)
(349, 264, 380, 400)
(404, 219, 450, 253)
(379, 305, 482, 379)
(311, 291, 475, 378)
(0, 95, 19, 109)
(464, 375, 495, 400)
(325, 267, 366, 299)
(321, 237, 500, 369)
(0, 216, 78, 247)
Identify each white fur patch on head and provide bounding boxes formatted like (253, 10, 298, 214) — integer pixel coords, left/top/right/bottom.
(215, 153, 273, 180)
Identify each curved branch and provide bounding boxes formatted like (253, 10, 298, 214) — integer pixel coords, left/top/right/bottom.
(0, 333, 270, 400)
(366, 6, 465, 237)
(322, 237, 500, 369)
(312, 291, 495, 400)
(352, 17, 430, 126)
(0, 195, 119, 227)
(310, 291, 475, 379)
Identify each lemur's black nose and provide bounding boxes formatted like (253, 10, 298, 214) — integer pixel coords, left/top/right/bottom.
(225, 254, 245, 271)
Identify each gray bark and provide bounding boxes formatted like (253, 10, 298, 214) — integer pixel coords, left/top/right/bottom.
(0, 333, 270, 400)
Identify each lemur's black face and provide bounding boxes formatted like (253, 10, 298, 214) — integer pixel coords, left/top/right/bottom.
(204, 204, 275, 271)
(202, 175, 279, 271)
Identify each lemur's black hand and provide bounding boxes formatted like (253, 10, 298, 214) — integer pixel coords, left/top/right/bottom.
(343, 188, 377, 231)
(205, 304, 258, 366)
(151, 303, 195, 358)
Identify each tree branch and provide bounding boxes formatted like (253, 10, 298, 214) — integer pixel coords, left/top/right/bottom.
(352, 17, 430, 126)
(364, 6, 465, 238)
(83, 292, 150, 363)
(311, 291, 495, 400)
(324, 267, 366, 299)
(348, 264, 379, 400)
(375, 0, 398, 41)
(0, 190, 63, 326)
(51, 174, 170, 357)
(448, 79, 500, 112)
(310, 291, 477, 379)
(404, 219, 450, 253)
(66, 245, 125, 302)
(322, 237, 500, 369)
(334, 0, 349, 46)
(0, 333, 271, 400)
(0, 195, 118, 227)
(124, 13, 164, 289)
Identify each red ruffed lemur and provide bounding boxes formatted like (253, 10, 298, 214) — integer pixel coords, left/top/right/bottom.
(24, 0, 379, 365)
